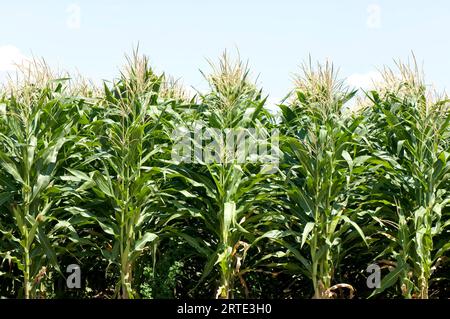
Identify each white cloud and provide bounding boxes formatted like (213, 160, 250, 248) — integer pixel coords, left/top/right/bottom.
(0, 45, 29, 72)
(346, 71, 382, 90)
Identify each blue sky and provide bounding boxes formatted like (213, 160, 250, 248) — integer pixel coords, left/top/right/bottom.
(1, 0, 450, 104)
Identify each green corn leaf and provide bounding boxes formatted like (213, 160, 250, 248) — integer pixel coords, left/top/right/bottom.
(301, 222, 315, 248)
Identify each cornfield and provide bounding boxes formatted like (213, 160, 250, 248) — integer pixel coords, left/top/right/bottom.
(0, 51, 449, 299)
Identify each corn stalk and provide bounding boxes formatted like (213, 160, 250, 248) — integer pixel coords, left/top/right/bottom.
(273, 61, 368, 298)
(363, 61, 450, 298)
(65, 53, 172, 298)
(168, 53, 280, 298)
(0, 62, 83, 298)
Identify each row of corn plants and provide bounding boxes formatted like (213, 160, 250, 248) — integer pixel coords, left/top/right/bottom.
(0, 52, 449, 299)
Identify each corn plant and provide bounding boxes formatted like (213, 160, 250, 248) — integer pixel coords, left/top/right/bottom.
(362, 61, 450, 298)
(168, 53, 281, 298)
(274, 61, 369, 298)
(0, 61, 84, 298)
(65, 53, 174, 298)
